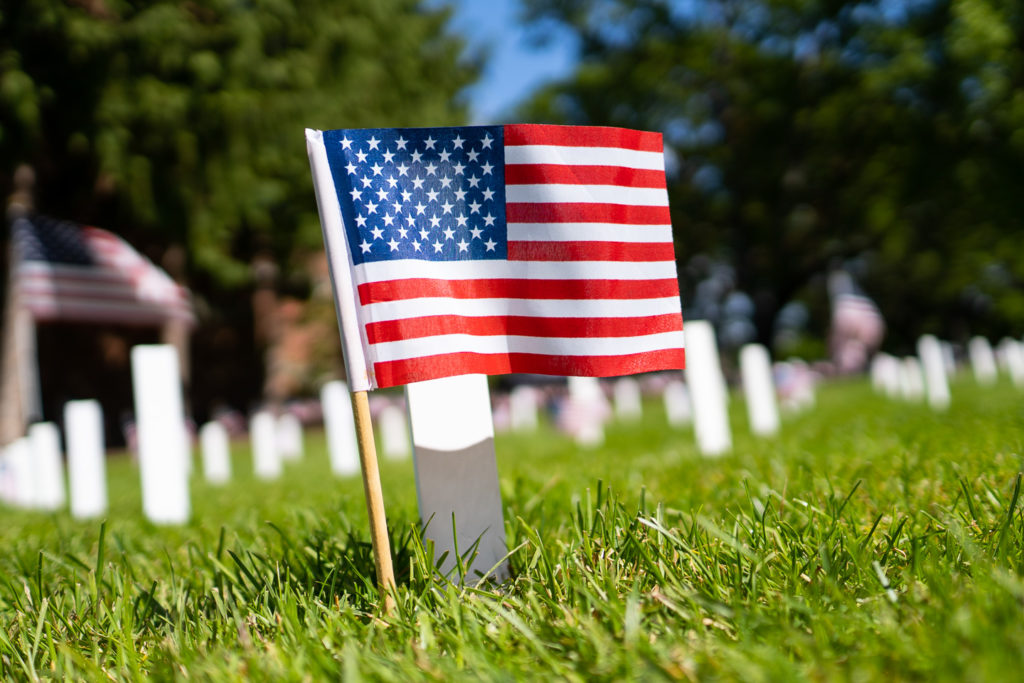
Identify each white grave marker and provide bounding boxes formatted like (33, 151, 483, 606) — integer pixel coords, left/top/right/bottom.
(28, 422, 65, 511)
(6, 438, 33, 508)
(613, 377, 643, 421)
(321, 381, 360, 476)
(276, 413, 304, 461)
(199, 421, 231, 484)
(508, 385, 540, 431)
(899, 357, 925, 401)
(917, 335, 950, 410)
(740, 343, 780, 436)
(64, 400, 107, 518)
(1005, 340, 1024, 389)
(566, 376, 607, 447)
(684, 321, 732, 456)
(872, 354, 901, 398)
(0, 446, 16, 504)
(250, 411, 281, 479)
(131, 344, 190, 524)
(663, 379, 692, 427)
(969, 336, 998, 385)
(378, 404, 411, 460)
(870, 355, 887, 393)
(940, 341, 956, 375)
(406, 374, 508, 582)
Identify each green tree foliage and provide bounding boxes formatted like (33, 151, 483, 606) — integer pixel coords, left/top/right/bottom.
(0, 0, 475, 283)
(522, 0, 1024, 348)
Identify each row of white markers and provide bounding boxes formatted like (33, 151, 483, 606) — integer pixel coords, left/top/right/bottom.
(0, 346, 364, 523)
(871, 334, 1024, 409)
(0, 322, 800, 580)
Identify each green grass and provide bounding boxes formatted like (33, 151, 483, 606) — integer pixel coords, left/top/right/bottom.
(1, 377, 1023, 680)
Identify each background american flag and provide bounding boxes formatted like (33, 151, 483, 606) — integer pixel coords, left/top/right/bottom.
(12, 215, 193, 327)
(315, 123, 685, 389)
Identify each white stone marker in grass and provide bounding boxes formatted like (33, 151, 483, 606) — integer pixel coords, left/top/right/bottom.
(684, 320, 731, 456)
(6, 438, 33, 508)
(870, 354, 887, 393)
(64, 400, 107, 518)
(321, 381, 359, 476)
(899, 356, 925, 401)
(740, 343, 780, 437)
(508, 385, 539, 432)
(250, 411, 281, 480)
(378, 403, 411, 461)
(917, 335, 950, 411)
(969, 336, 998, 385)
(940, 341, 956, 376)
(199, 421, 231, 484)
(131, 344, 190, 524)
(406, 374, 508, 582)
(872, 354, 901, 398)
(567, 376, 607, 447)
(0, 446, 16, 505)
(28, 422, 65, 511)
(1005, 340, 1024, 389)
(663, 379, 692, 427)
(276, 413, 304, 462)
(613, 377, 643, 421)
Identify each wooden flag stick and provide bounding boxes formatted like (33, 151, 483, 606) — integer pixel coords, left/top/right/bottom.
(350, 389, 397, 614)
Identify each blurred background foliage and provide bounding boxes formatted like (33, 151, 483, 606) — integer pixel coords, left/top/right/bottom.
(521, 0, 1024, 354)
(0, 0, 475, 411)
(1, 0, 1023, 409)
(1, 0, 474, 281)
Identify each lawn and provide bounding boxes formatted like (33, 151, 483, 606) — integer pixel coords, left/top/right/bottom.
(0, 377, 1022, 680)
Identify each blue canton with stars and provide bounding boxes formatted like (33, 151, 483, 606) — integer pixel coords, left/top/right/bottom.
(323, 126, 506, 265)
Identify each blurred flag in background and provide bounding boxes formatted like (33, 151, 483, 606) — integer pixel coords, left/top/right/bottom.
(11, 215, 193, 327)
(828, 270, 884, 374)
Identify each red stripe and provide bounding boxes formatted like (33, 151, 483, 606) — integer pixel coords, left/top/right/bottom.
(508, 241, 676, 262)
(365, 313, 683, 343)
(357, 277, 680, 304)
(506, 203, 670, 224)
(504, 124, 663, 153)
(373, 348, 685, 388)
(505, 164, 666, 188)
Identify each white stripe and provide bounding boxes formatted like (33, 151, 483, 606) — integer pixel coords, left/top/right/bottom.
(505, 184, 668, 206)
(307, 128, 373, 391)
(17, 262, 133, 282)
(508, 222, 674, 243)
(354, 258, 679, 284)
(505, 145, 665, 171)
(369, 330, 685, 362)
(24, 297, 190, 318)
(18, 274, 188, 304)
(361, 296, 683, 322)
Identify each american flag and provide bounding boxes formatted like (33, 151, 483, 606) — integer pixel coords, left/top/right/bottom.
(11, 215, 193, 326)
(828, 271, 885, 373)
(307, 124, 685, 390)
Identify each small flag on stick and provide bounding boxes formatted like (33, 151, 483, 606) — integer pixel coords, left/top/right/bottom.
(307, 123, 686, 608)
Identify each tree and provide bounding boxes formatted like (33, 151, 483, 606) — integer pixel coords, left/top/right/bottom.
(0, 0, 478, 415)
(1, 0, 476, 281)
(521, 0, 1024, 351)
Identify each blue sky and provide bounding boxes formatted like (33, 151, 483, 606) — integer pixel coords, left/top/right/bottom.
(439, 0, 579, 123)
